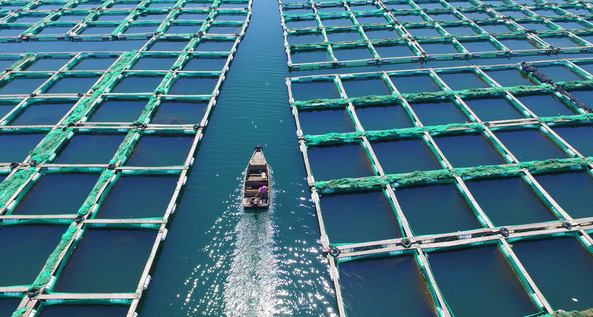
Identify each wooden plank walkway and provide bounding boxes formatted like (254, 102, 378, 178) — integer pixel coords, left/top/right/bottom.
(332, 216, 593, 259)
(0, 286, 29, 293)
(37, 293, 137, 300)
(84, 219, 164, 224)
(0, 215, 76, 220)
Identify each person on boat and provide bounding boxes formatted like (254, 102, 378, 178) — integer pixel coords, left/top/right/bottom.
(256, 185, 268, 203)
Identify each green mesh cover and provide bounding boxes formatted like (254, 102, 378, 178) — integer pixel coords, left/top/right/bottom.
(90, 51, 137, 92)
(349, 94, 398, 104)
(112, 15, 141, 34)
(30, 225, 78, 290)
(304, 131, 363, 144)
(185, 38, 201, 52)
(0, 168, 36, 209)
(524, 157, 591, 172)
(154, 12, 180, 34)
(28, 129, 72, 163)
(63, 51, 148, 125)
(292, 84, 555, 109)
(305, 122, 483, 145)
(170, 51, 189, 70)
(557, 80, 593, 90)
(315, 169, 453, 192)
(109, 132, 138, 165)
(10, 307, 26, 317)
(292, 97, 349, 108)
(154, 72, 177, 94)
(549, 309, 593, 317)
(21, 19, 48, 36)
(77, 170, 115, 216)
(315, 158, 593, 192)
(538, 113, 593, 124)
(6, 53, 35, 71)
(63, 96, 95, 125)
(455, 164, 522, 178)
(137, 95, 160, 123)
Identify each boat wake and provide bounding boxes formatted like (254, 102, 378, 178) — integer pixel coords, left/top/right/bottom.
(222, 170, 280, 317)
(179, 168, 333, 316)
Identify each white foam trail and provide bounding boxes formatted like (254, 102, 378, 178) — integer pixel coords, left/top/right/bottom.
(223, 171, 280, 317)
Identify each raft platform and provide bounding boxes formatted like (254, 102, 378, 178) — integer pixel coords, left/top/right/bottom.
(0, 0, 252, 315)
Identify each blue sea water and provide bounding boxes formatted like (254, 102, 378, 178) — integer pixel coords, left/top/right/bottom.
(2, 0, 593, 315)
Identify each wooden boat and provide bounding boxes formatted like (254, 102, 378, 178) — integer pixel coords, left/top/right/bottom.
(242, 145, 270, 210)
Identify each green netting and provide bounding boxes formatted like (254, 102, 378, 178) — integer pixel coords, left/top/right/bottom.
(291, 84, 555, 109)
(290, 39, 373, 50)
(63, 97, 95, 125)
(30, 224, 78, 290)
(21, 15, 54, 36)
(137, 96, 160, 123)
(405, 84, 555, 101)
(315, 169, 454, 192)
(454, 158, 592, 179)
(154, 71, 177, 94)
(10, 307, 26, 317)
(185, 38, 201, 51)
(91, 51, 137, 92)
(112, 15, 145, 35)
(5, 53, 34, 71)
(63, 51, 138, 125)
(0, 168, 36, 210)
(283, 13, 316, 19)
(557, 80, 593, 90)
(21, 51, 137, 163)
(76, 170, 115, 217)
(304, 122, 484, 145)
(523, 157, 592, 173)
(170, 51, 189, 70)
(108, 131, 139, 165)
(0, 1, 248, 316)
(314, 158, 593, 192)
(292, 94, 399, 109)
(537, 113, 593, 124)
(29, 129, 73, 163)
(160, 20, 193, 35)
(455, 164, 522, 178)
(549, 309, 593, 317)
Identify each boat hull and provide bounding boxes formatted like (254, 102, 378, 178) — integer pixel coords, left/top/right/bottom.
(242, 145, 270, 211)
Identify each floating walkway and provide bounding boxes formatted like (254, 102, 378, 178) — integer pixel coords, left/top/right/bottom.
(284, 6, 593, 313)
(0, 0, 252, 316)
(290, 65, 593, 317)
(279, 0, 593, 69)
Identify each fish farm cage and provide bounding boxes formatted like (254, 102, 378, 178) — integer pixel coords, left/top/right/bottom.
(280, 0, 593, 69)
(0, 0, 251, 316)
(2, 0, 593, 315)
(281, 0, 593, 316)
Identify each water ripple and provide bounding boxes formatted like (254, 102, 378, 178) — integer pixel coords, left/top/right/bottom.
(177, 169, 335, 316)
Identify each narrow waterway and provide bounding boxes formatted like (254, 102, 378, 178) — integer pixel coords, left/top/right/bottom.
(136, 0, 336, 315)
